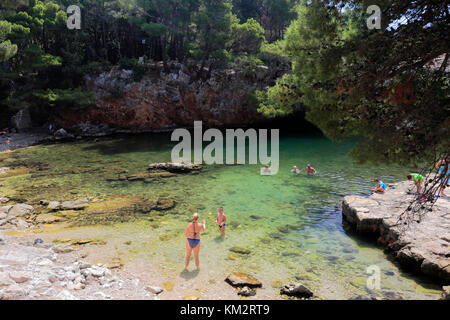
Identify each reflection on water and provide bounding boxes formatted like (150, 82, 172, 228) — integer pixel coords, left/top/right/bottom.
(0, 134, 442, 299)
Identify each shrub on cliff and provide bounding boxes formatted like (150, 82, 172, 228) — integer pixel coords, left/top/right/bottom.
(119, 58, 148, 82)
(33, 88, 95, 110)
(230, 18, 265, 55)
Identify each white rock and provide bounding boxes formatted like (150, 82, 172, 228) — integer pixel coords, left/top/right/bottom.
(74, 276, 84, 284)
(90, 267, 106, 278)
(145, 285, 163, 294)
(93, 291, 112, 300)
(66, 273, 77, 282)
(36, 258, 53, 267)
(15, 218, 29, 228)
(9, 272, 31, 283)
(47, 201, 61, 210)
(0, 205, 12, 214)
(79, 261, 91, 269)
(0, 272, 14, 287)
(73, 283, 85, 290)
(56, 289, 77, 300)
(8, 203, 34, 217)
(52, 244, 73, 253)
(3, 284, 25, 298)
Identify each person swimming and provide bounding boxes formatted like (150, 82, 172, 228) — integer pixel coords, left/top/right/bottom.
(372, 178, 386, 193)
(4, 138, 10, 152)
(214, 207, 227, 236)
(303, 164, 317, 175)
(184, 212, 206, 270)
(260, 164, 271, 175)
(291, 165, 300, 174)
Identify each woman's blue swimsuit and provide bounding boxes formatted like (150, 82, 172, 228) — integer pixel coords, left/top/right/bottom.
(187, 222, 200, 249)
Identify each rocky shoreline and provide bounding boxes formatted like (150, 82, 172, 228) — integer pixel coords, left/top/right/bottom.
(342, 180, 450, 287)
(0, 232, 166, 300)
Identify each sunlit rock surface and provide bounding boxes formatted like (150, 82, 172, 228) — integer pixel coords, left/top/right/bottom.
(342, 181, 450, 284)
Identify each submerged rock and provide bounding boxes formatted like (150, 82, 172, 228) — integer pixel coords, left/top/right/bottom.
(35, 214, 65, 224)
(148, 162, 202, 173)
(382, 291, 404, 300)
(61, 199, 89, 210)
(225, 272, 262, 288)
(154, 199, 175, 211)
(47, 201, 61, 210)
(229, 247, 251, 255)
(237, 286, 256, 297)
(280, 283, 313, 298)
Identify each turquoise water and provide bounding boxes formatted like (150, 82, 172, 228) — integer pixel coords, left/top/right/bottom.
(0, 134, 442, 299)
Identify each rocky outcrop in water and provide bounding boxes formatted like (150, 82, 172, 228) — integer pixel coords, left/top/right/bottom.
(57, 60, 290, 130)
(148, 162, 202, 173)
(280, 283, 314, 298)
(342, 181, 450, 284)
(225, 272, 262, 288)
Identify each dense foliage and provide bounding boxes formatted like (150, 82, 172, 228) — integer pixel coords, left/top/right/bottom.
(258, 0, 450, 164)
(0, 0, 297, 126)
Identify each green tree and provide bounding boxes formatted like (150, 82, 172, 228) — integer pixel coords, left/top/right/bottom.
(230, 18, 265, 54)
(0, 20, 17, 62)
(259, 0, 450, 164)
(192, 0, 234, 79)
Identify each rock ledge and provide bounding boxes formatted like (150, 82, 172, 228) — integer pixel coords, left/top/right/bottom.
(342, 181, 450, 284)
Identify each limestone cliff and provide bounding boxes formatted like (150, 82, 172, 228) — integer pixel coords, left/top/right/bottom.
(57, 60, 289, 130)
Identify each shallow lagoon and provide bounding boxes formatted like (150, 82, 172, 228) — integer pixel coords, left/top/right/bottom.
(0, 134, 442, 299)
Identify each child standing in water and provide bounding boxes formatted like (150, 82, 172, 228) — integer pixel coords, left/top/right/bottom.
(214, 207, 227, 237)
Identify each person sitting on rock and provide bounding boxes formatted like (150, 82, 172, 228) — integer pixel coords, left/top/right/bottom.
(371, 178, 386, 193)
(407, 173, 425, 194)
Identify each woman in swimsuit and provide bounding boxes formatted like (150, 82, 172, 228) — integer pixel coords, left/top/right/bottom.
(184, 212, 206, 270)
